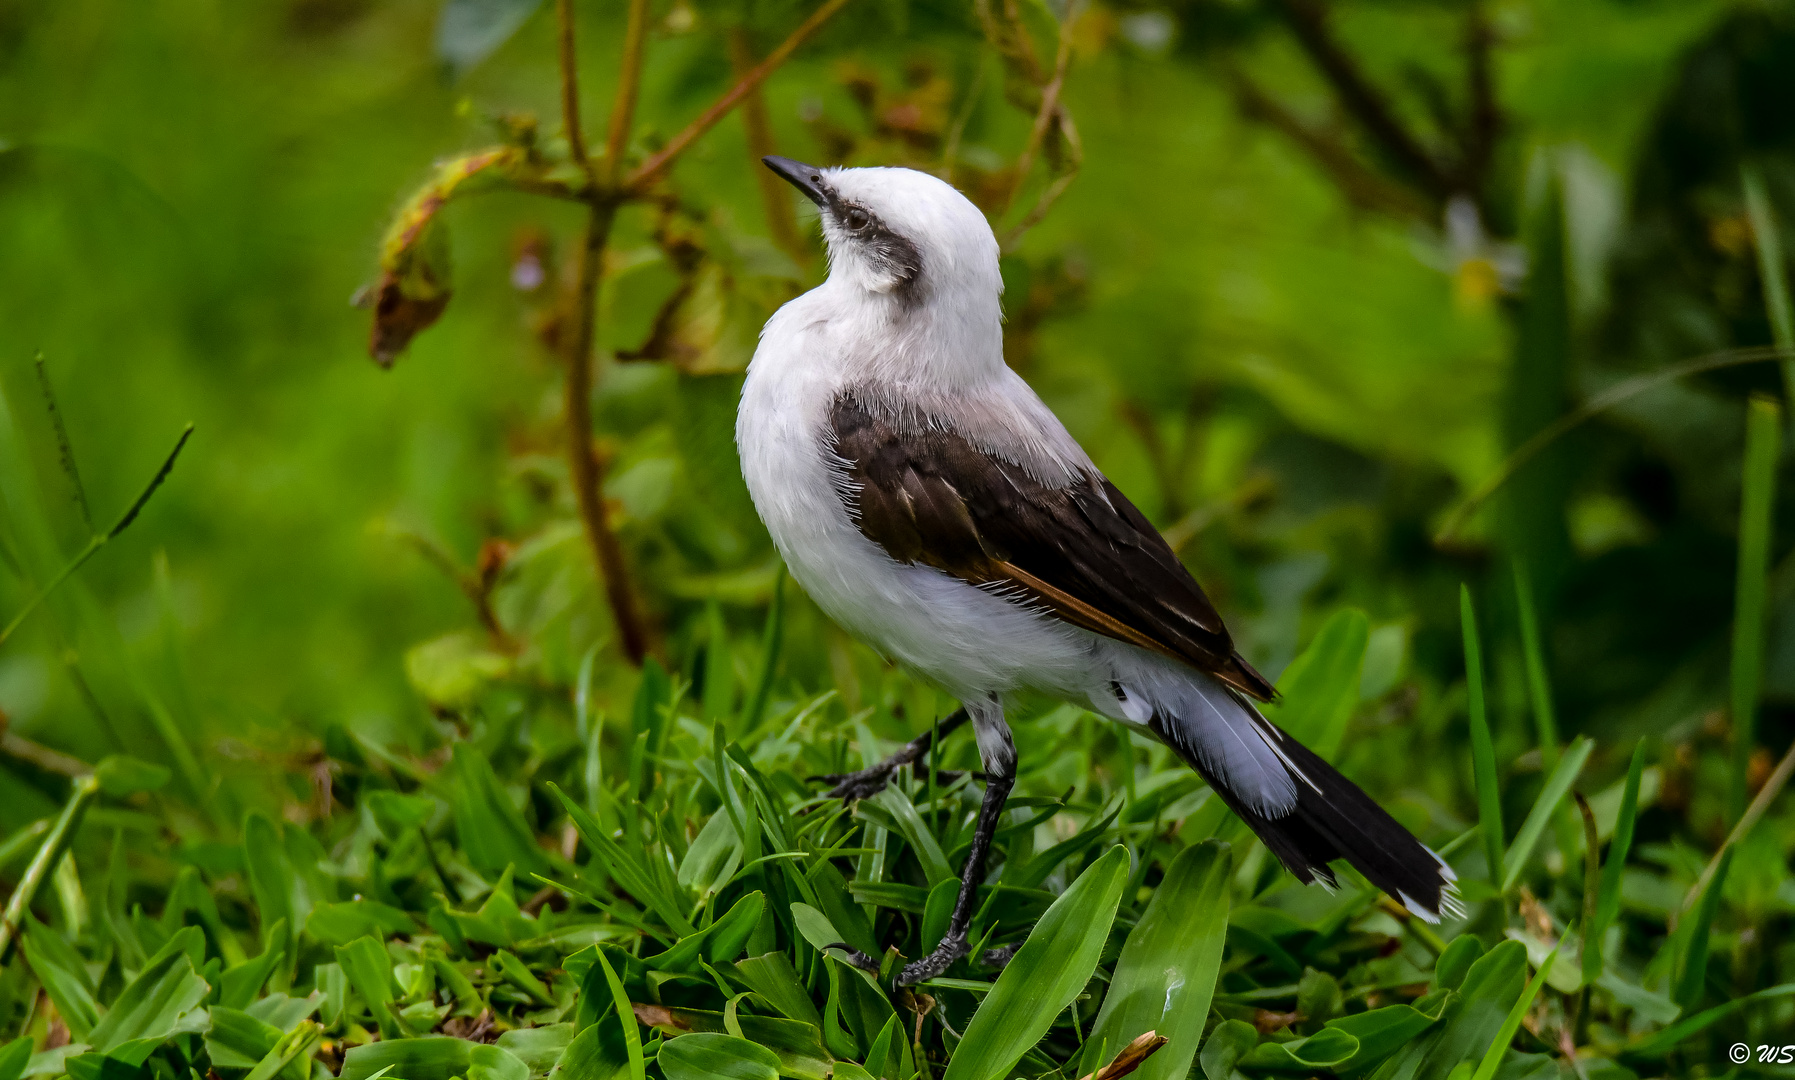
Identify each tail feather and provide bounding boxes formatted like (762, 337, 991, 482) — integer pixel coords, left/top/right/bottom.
(1153, 691, 1460, 923)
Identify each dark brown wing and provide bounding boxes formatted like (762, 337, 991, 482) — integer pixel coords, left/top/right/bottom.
(829, 394, 1274, 700)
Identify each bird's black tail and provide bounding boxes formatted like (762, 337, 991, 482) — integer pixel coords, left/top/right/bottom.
(1163, 706, 1461, 922)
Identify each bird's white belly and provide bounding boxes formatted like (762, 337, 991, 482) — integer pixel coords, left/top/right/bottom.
(737, 346, 1091, 702)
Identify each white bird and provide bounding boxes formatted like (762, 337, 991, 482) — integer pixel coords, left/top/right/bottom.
(738, 158, 1458, 986)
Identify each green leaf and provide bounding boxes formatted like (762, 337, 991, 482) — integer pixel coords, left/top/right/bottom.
(85, 927, 210, 1053)
(1198, 1020, 1257, 1080)
(865, 788, 952, 888)
(702, 602, 734, 726)
(1462, 586, 1504, 888)
(1730, 393, 1781, 820)
(1324, 1002, 1445, 1070)
(1501, 736, 1592, 891)
(305, 901, 416, 946)
(805, 861, 877, 959)
(1583, 741, 1644, 985)
(551, 784, 696, 936)
(451, 743, 547, 877)
(553, 1020, 630, 1080)
(657, 1034, 781, 1080)
(1261, 608, 1369, 760)
(1469, 941, 1561, 1080)
(943, 845, 1130, 1080)
(1619, 982, 1795, 1060)
(1241, 1026, 1360, 1070)
(219, 923, 285, 1009)
(497, 1025, 576, 1076)
(242, 811, 300, 970)
(335, 935, 405, 1039)
(205, 1007, 283, 1069)
(677, 811, 742, 900)
(1372, 940, 1527, 1080)
(1433, 935, 1484, 992)
(590, 940, 646, 1080)
(1084, 840, 1230, 1080)
(340, 1038, 527, 1080)
(1671, 845, 1732, 1009)
(634, 1004, 829, 1080)
(730, 953, 824, 1030)
(92, 756, 170, 797)
(21, 916, 100, 1039)
(0, 1038, 34, 1080)
(1006, 801, 1121, 890)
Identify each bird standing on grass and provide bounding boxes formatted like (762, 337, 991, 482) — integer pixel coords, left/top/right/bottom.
(737, 158, 1459, 987)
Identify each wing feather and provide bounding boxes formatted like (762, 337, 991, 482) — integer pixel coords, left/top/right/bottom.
(828, 393, 1273, 700)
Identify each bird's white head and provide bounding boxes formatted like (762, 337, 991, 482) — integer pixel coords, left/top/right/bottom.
(764, 157, 1002, 313)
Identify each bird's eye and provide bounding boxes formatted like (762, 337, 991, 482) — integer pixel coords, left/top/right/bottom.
(844, 208, 870, 231)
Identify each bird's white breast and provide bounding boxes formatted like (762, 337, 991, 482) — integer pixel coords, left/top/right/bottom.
(737, 291, 1094, 702)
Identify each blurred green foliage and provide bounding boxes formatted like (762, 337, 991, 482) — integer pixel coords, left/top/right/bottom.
(4, 0, 1795, 1075)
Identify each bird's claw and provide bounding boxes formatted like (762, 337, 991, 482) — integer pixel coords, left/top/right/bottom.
(811, 765, 899, 802)
(979, 942, 1020, 970)
(895, 934, 969, 987)
(823, 943, 882, 974)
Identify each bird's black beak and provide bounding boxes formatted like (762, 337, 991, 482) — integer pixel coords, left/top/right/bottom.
(763, 156, 829, 208)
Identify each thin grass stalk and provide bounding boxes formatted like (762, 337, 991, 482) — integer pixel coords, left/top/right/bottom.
(742, 568, 786, 732)
(0, 774, 99, 963)
(626, 0, 855, 191)
(1513, 561, 1579, 864)
(1729, 394, 1779, 820)
(1585, 740, 1643, 984)
(1742, 163, 1795, 405)
(604, 0, 650, 186)
(0, 424, 193, 648)
(1435, 345, 1793, 544)
(1462, 585, 1504, 891)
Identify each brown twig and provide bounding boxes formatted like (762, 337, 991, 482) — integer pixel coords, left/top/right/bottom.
(563, 205, 649, 665)
(1076, 1031, 1169, 1080)
(1274, 0, 1451, 202)
(0, 711, 91, 779)
(555, 0, 597, 186)
(730, 27, 807, 265)
(604, 0, 651, 186)
(1003, 0, 1078, 215)
(627, 0, 854, 191)
(556, 0, 651, 665)
(1228, 68, 1427, 218)
(1461, 2, 1500, 203)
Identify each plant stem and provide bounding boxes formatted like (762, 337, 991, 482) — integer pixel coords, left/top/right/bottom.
(564, 202, 649, 666)
(556, 0, 596, 185)
(0, 774, 99, 963)
(1729, 395, 1779, 820)
(730, 28, 806, 265)
(627, 0, 855, 191)
(605, 0, 650, 186)
(1742, 163, 1795, 406)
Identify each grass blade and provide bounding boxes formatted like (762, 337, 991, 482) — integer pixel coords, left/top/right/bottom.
(1083, 840, 1230, 1080)
(943, 845, 1130, 1080)
(1584, 739, 1644, 984)
(1672, 845, 1732, 1009)
(1461, 585, 1504, 889)
(1259, 608, 1368, 762)
(742, 567, 785, 732)
(1501, 735, 1592, 891)
(1468, 940, 1562, 1080)
(1743, 163, 1795, 397)
(1729, 394, 1780, 821)
(0, 774, 99, 964)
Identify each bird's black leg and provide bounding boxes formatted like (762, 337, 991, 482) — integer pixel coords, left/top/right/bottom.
(811, 707, 971, 802)
(894, 699, 1016, 987)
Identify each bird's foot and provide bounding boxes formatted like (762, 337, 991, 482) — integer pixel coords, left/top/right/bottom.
(979, 942, 1021, 970)
(895, 933, 969, 987)
(811, 762, 902, 802)
(823, 943, 882, 974)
